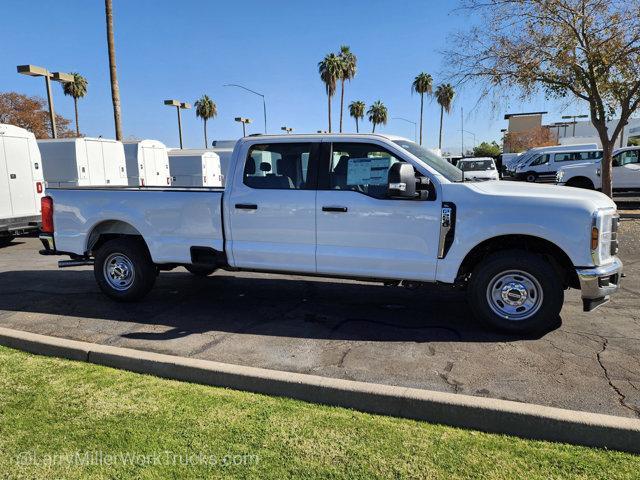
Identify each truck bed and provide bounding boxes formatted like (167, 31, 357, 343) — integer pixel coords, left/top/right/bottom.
(47, 186, 225, 264)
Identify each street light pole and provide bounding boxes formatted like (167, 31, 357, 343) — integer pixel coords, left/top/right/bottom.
(17, 65, 73, 138)
(392, 117, 418, 143)
(562, 114, 588, 137)
(460, 129, 477, 148)
(235, 117, 252, 137)
(224, 84, 267, 134)
(164, 100, 191, 149)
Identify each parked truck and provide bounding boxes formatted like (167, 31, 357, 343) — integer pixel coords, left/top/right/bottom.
(123, 140, 171, 187)
(168, 149, 223, 187)
(38, 137, 128, 188)
(38, 134, 622, 334)
(0, 124, 45, 245)
(556, 146, 640, 190)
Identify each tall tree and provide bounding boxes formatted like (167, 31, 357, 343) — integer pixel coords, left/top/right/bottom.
(434, 83, 455, 150)
(105, 0, 122, 140)
(449, 0, 640, 197)
(318, 53, 341, 133)
(61, 73, 88, 137)
(338, 45, 357, 133)
(367, 100, 388, 133)
(411, 72, 433, 145)
(0, 92, 74, 138)
(194, 95, 217, 148)
(349, 100, 365, 133)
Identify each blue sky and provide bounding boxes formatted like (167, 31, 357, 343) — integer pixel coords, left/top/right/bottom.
(1, 0, 579, 153)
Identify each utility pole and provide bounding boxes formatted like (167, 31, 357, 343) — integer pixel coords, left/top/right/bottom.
(461, 107, 464, 157)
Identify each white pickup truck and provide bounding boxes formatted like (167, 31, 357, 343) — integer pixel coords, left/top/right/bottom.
(556, 146, 640, 190)
(39, 134, 622, 334)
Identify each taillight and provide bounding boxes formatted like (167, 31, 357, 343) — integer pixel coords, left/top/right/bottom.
(166, 177, 170, 185)
(591, 226, 599, 251)
(36, 181, 43, 194)
(41, 196, 54, 233)
(141, 178, 145, 187)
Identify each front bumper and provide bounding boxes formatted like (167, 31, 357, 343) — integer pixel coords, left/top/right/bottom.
(576, 257, 623, 312)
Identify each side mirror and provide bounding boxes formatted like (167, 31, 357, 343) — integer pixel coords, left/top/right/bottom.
(387, 163, 417, 199)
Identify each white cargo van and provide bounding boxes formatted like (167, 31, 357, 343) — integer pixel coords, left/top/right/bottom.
(38, 137, 128, 188)
(168, 150, 223, 187)
(123, 140, 171, 186)
(512, 146, 602, 183)
(0, 124, 45, 244)
(505, 143, 598, 177)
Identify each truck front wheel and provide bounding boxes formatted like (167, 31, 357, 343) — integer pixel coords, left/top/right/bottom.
(94, 238, 156, 301)
(467, 251, 563, 334)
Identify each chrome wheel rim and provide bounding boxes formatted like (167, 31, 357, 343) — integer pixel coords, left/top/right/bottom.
(103, 253, 135, 291)
(486, 270, 543, 321)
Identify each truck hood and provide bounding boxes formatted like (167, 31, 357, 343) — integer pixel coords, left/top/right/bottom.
(463, 180, 615, 210)
(558, 160, 600, 171)
(463, 170, 499, 180)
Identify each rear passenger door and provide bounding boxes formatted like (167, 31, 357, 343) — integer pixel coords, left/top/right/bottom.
(227, 141, 319, 273)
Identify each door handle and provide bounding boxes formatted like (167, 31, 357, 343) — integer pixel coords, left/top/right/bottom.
(235, 203, 258, 210)
(322, 206, 348, 213)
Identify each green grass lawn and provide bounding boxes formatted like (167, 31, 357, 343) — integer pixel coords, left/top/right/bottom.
(0, 345, 638, 479)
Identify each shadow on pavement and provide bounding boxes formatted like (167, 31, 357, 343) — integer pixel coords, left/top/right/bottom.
(1, 270, 556, 343)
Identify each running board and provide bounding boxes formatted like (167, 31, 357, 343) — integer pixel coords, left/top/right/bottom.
(58, 259, 94, 268)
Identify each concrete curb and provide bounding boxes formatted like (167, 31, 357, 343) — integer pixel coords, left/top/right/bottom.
(619, 211, 640, 219)
(1, 326, 639, 453)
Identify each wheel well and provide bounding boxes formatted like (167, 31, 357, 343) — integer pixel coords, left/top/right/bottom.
(566, 176, 594, 189)
(86, 220, 148, 256)
(456, 235, 579, 289)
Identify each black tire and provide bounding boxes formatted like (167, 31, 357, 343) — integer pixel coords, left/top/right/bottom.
(525, 172, 537, 183)
(0, 235, 15, 247)
(94, 237, 156, 301)
(185, 265, 217, 277)
(467, 250, 563, 334)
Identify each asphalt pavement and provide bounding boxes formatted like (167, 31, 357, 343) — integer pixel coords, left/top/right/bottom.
(1, 221, 639, 418)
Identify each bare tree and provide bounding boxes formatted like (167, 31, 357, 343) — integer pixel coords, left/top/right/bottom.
(105, 0, 122, 140)
(447, 0, 640, 197)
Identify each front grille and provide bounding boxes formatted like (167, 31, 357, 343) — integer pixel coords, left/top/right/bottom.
(610, 216, 619, 255)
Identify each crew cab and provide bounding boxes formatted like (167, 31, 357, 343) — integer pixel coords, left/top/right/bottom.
(39, 134, 622, 334)
(556, 146, 640, 190)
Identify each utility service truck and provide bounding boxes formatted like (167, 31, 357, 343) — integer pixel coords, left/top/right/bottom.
(0, 124, 45, 244)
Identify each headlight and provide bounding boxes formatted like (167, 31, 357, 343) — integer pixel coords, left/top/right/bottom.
(591, 209, 617, 265)
(556, 170, 565, 183)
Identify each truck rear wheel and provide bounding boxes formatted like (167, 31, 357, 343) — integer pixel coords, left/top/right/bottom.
(524, 172, 537, 182)
(94, 238, 156, 301)
(467, 251, 563, 334)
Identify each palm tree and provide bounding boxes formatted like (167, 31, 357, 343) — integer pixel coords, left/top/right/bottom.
(62, 73, 88, 137)
(411, 72, 433, 145)
(367, 100, 388, 133)
(318, 53, 342, 133)
(435, 84, 455, 151)
(338, 45, 357, 133)
(349, 100, 366, 133)
(194, 95, 217, 148)
(105, 0, 122, 140)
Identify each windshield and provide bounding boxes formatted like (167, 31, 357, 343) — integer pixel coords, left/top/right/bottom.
(392, 140, 463, 182)
(459, 160, 495, 171)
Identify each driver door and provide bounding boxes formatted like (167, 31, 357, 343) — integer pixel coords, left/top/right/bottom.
(613, 150, 640, 189)
(315, 141, 441, 282)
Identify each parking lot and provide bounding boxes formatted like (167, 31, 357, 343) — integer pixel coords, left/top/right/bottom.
(1, 219, 639, 419)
